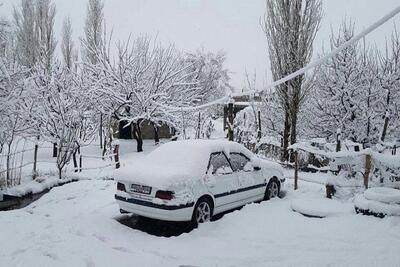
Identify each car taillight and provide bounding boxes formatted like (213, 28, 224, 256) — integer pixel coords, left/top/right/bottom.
(117, 182, 126, 192)
(155, 190, 175, 200)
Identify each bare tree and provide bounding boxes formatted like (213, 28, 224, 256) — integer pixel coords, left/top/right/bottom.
(61, 16, 74, 70)
(83, 0, 104, 149)
(84, 36, 204, 151)
(379, 28, 400, 142)
(83, 0, 103, 65)
(35, 0, 56, 74)
(13, 0, 38, 68)
(263, 0, 322, 162)
(33, 65, 97, 179)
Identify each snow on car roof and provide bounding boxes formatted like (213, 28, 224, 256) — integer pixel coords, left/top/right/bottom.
(114, 140, 252, 189)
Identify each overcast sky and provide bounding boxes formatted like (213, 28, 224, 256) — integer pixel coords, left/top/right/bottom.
(1, 0, 399, 89)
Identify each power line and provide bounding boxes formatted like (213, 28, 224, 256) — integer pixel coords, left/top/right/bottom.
(158, 5, 400, 112)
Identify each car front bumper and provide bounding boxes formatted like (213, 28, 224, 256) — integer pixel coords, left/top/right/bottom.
(115, 194, 195, 222)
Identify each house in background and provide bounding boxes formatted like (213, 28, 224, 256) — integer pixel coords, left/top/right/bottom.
(118, 120, 174, 140)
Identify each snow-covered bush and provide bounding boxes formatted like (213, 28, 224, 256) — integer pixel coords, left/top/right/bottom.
(84, 35, 231, 150)
(234, 107, 258, 151)
(32, 65, 97, 178)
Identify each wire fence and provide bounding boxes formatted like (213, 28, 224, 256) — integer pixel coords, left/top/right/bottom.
(0, 143, 120, 190)
(290, 143, 400, 195)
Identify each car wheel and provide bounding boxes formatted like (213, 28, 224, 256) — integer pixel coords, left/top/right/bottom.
(191, 197, 213, 227)
(265, 179, 280, 200)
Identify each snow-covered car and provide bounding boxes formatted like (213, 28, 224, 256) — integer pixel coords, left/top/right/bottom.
(114, 140, 285, 226)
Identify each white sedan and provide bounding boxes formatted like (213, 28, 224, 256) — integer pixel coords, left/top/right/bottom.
(115, 140, 285, 226)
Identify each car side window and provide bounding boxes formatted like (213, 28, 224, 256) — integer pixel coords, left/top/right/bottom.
(230, 153, 250, 172)
(209, 152, 233, 175)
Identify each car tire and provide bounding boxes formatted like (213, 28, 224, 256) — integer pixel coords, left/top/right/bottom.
(191, 197, 213, 228)
(265, 179, 280, 200)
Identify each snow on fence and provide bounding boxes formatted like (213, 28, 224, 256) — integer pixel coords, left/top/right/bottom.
(290, 143, 400, 198)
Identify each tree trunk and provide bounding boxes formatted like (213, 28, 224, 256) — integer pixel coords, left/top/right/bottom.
(58, 168, 62, 179)
(52, 143, 57, 157)
(99, 113, 103, 149)
(114, 143, 120, 169)
(171, 128, 178, 141)
(154, 124, 160, 145)
(364, 154, 372, 188)
(294, 151, 299, 190)
(289, 110, 298, 163)
(281, 111, 290, 162)
(133, 121, 143, 152)
(227, 103, 234, 141)
(381, 90, 391, 142)
(336, 129, 341, 152)
(196, 112, 201, 139)
(72, 150, 78, 173)
(102, 138, 107, 159)
(6, 143, 11, 187)
(381, 112, 389, 142)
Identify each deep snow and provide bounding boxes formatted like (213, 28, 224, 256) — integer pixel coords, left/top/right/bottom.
(1, 139, 400, 266)
(0, 178, 399, 267)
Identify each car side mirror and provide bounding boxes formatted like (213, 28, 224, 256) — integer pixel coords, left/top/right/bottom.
(253, 166, 261, 171)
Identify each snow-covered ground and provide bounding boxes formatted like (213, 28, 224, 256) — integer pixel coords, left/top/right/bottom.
(0, 177, 399, 267)
(1, 137, 400, 266)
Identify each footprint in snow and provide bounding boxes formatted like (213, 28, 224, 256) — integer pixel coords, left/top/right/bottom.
(93, 233, 107, 242)
(112, 246, 131, 253)
(43, 252, 58, 261)
(85, 257, 96, 267)
(11, 248, 27, 256)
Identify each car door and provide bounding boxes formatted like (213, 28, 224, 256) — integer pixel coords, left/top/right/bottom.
(230, 153, 265, 205)
(205, 152, 240, 213)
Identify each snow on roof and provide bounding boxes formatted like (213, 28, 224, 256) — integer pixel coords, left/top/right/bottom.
(114, 140, 253, 189)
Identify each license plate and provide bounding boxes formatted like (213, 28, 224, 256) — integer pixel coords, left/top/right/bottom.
(131, 184, 152, 195)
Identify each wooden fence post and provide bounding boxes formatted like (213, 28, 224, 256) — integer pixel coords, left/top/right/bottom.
(363, 153, 372, 189)
(294, 151, 299, 190)
(114, 143, 120, 169)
